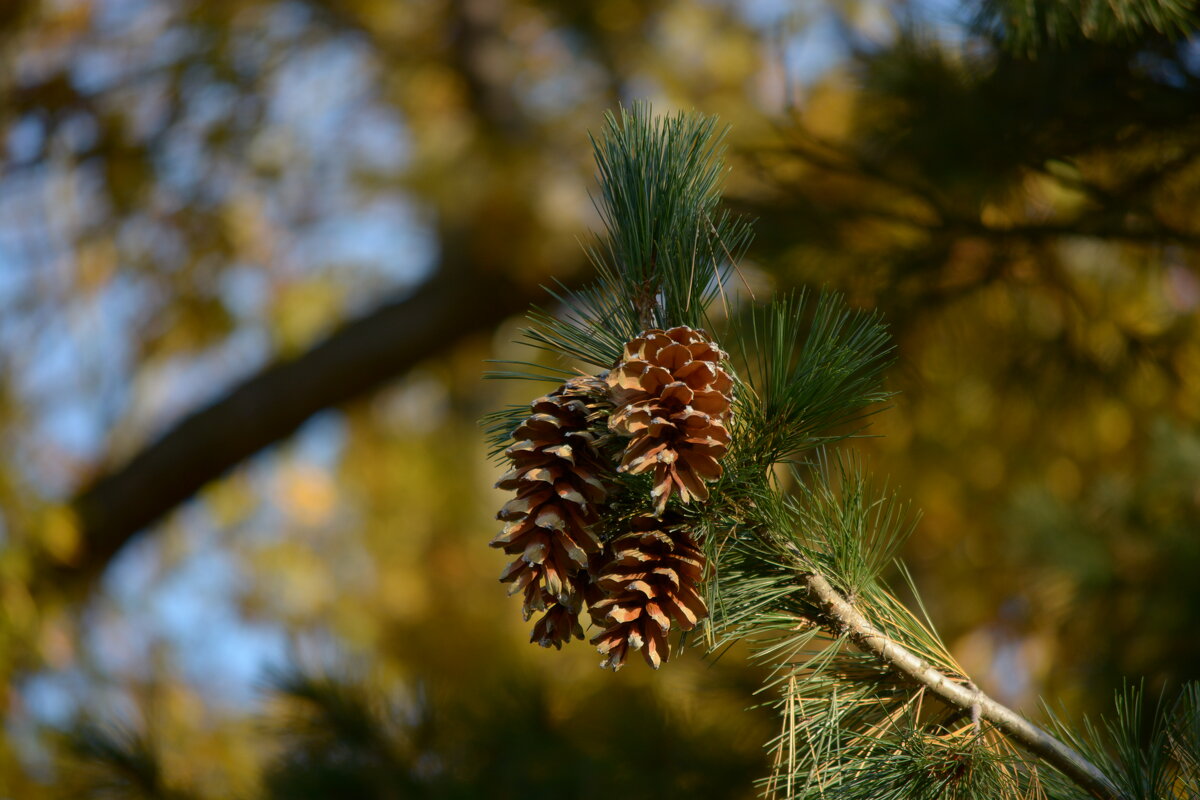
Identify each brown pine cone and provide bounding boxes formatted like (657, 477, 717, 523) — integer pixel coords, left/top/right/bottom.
(529, 597, 585, 649)
(491, 376, 609, 648)
(589, 515, 708, 670)
(607, 327, 733, 515)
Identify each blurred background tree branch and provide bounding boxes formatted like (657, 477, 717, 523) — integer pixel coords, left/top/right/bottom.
(60, 264, 537, 593)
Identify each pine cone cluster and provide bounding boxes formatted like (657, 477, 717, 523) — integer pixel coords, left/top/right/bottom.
(606, 327, 733, 515)
(492, 326, 732, 669)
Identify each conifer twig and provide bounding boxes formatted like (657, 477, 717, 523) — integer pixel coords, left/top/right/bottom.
(799, 569, 1129, 800)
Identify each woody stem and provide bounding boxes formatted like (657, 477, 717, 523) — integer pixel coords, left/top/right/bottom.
(799, 570, 1128, 800)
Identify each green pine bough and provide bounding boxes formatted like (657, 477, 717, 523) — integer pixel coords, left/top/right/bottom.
(484, 103, 1200, 800)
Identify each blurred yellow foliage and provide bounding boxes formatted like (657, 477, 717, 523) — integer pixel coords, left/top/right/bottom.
(40, 507, 80, 566)
(275, 463, 337, 527)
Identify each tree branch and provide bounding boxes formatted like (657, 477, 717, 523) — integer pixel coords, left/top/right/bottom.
(55, 266, 537, 592)
(33, 0, 574, 597)
(801, 570, 1128, 800)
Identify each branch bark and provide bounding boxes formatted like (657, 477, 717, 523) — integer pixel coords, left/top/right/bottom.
(34, 0, 559, 595)
(55, 266, 537, 591)
(801, 570, 1128, 800)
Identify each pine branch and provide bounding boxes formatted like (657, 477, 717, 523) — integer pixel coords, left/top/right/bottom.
(797, 567, 1128, 800)
(703, 456, 1130, 799)
(482, 104, 1174, 800)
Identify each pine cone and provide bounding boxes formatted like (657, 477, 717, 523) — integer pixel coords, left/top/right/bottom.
(607, 327, 733, 515)
(492, 376, 609, 648)
(529, 597, 585, 648)
(589, 515, 708, 670)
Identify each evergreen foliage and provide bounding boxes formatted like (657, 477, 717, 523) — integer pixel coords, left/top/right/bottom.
(977, 0, 1197, 53)
(746, 0, 1200, 720)
(729, 294, 894, 467)
(259, 665, 428, 800)
(586, 104, 753, 332)
(479, 103, 1200, 800)
(1043, 684, 1200, 799)
(61, 722, 190, 800)
(59, 662, 765, 799)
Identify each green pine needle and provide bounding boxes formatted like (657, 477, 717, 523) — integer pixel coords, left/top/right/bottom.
(1172, 683, 1200, 795)
(730, 290, 895, 467)
(1041, 681, 1200, 800)
(589, 101, 752, 331)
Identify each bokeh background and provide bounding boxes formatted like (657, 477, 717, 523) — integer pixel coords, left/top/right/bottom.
(1, 0, 1199, 796)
